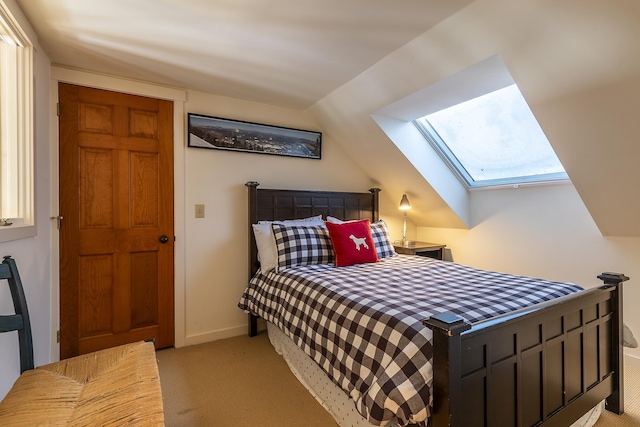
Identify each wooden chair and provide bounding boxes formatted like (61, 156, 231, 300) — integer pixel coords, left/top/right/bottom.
(0, 256, 165, 425)
(0, 256, 34, 373)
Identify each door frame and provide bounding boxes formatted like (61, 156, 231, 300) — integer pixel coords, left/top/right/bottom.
(49, 67, 188, 362)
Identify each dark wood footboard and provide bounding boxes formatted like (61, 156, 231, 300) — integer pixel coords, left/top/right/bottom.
(424, 272, 629, 427)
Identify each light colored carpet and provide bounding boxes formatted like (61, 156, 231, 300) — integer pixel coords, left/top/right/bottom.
(156, 332, 338, 427)
(594, 364, 640, 427)
(157, 332, 640, 427)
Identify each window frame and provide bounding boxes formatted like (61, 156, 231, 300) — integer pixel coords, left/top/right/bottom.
(413, 117, 570, 189)
(0, 1, 35, 242)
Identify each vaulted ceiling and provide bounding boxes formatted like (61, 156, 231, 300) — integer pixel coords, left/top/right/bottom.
(15, 0, 640, 236)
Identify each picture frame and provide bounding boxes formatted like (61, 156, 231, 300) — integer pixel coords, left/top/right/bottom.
(187, 113, 322, 159)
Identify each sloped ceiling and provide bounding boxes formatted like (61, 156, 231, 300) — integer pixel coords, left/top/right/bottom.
(14, 0, 640, 236)
(14, 0, 473, 109)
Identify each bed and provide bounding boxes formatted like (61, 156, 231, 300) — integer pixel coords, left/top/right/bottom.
(238, 182, 628, 427)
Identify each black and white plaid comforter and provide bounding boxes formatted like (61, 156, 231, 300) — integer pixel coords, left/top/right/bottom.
(238, 255, 583, 426)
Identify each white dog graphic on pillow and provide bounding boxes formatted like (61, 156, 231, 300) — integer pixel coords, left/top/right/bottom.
(349, 235, 369, 251)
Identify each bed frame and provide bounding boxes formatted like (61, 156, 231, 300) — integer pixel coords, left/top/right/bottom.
(245, 181, 628, 427)
(246, 181, 380, 337)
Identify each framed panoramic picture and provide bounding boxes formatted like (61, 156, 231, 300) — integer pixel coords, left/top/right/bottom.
(187, 113, 322, 159)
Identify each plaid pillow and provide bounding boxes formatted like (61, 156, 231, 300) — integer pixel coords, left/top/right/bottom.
(370, 220, 396, 259)
(272, 223, 334, 272)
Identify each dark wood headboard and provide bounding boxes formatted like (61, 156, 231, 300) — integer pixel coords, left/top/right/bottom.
(246, 181, 381, 279)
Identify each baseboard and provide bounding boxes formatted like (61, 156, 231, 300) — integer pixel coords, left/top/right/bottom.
(183, 325, 246, 347)
(180, 318, 268, 348)
(625, 352, 640, 369)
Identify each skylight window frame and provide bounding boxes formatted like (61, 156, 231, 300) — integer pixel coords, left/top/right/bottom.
(414, 118, 475, 186)
(413, 118, 569, 189)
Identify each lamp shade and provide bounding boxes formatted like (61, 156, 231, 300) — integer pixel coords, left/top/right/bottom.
(399, 194, 411, 211)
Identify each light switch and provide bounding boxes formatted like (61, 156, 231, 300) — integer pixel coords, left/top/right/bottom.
(195, 204, 205, 218)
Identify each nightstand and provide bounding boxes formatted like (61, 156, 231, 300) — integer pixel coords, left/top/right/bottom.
(394, 241, 446, 260)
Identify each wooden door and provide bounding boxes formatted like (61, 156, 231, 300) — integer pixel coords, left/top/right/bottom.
(59, 83, 174, 359)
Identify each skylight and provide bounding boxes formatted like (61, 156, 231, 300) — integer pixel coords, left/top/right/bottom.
(414, 84, 568, 188)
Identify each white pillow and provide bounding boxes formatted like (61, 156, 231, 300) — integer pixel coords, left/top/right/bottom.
(325, 216, 344, 224)
(252, 215, 325, 273)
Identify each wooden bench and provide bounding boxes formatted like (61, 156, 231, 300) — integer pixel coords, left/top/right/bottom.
(0, 256, 165, 426)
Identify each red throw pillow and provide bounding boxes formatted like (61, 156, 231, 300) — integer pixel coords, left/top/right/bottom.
(326, 219, 378, 267)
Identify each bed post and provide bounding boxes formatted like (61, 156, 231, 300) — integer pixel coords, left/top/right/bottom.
(246, 181, 260, 337)
(598, 272, 629, 415)
(369, 188, 381, 222)
(423, 313, 471, 427)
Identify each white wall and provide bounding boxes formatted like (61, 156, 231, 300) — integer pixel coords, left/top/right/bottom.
(0, 0, 52, 399)
(417, 183, 640, 365)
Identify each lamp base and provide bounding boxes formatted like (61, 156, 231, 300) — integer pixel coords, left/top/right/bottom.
(402, 212, 408, 246)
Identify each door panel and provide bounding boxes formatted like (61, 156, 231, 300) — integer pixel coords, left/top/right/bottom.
(59, 83, 174, 359)
(80, 149, 114, 228)
(131, 252, 159, 328)
(78, 255, 113, 337)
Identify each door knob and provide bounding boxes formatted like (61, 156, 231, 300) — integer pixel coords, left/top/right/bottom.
(159, 235, 169, 244)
